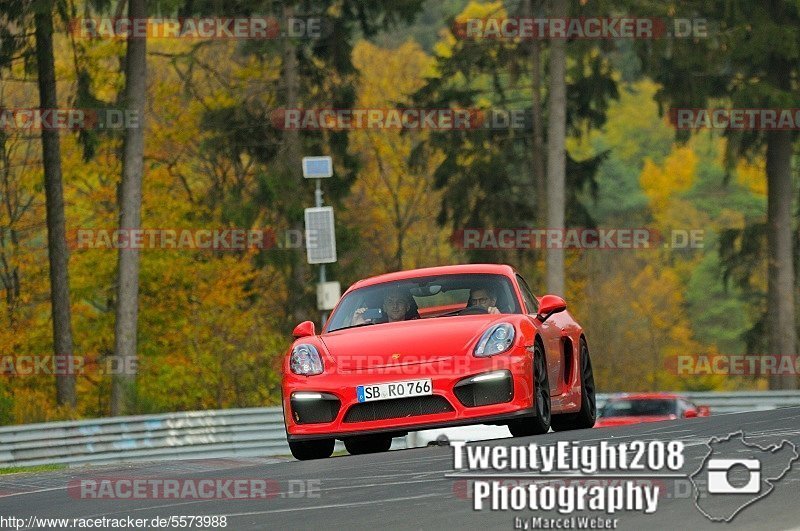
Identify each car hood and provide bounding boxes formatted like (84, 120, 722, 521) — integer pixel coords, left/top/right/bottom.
(320, 315, 516, 371)
(594, 415, 676, 428)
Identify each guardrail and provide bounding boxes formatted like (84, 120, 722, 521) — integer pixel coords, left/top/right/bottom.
(0, 391, 798, 468)
(0, 407, 289, 468)
(630, 390, 800, 414)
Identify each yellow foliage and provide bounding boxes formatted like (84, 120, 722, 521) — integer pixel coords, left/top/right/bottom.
(344, 41, 455, 274)
(0, 30, 295, 423)
(735, 157, 768, 196)
(434, 1, 508, 59)
(640, 146, 697, 214)
(602, 79, 672, 163)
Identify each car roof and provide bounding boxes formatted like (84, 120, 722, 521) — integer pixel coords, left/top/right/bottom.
(608, 392, 685, 401)
(348, 264, 518, 291)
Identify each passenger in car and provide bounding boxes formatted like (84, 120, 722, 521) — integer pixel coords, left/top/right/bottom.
(467, 286, 500, 314)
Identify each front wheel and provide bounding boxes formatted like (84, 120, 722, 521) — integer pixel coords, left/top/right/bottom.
(344, 434, 393, 455)
(289, 438, 335, 460)
(508, 340, 551, 437)
(551, 337, 596, 431)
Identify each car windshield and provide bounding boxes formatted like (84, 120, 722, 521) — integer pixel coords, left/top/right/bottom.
(325, 273, 522, 332)
(599, 399, 678, 417)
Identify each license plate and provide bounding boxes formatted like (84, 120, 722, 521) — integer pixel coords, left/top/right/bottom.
(356, 379, 432, 403)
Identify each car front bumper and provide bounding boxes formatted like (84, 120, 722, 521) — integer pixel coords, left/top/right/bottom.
(283, 349, 535, 441)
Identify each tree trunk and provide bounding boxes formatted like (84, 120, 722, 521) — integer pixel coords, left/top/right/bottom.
(765, 130, 797, 390)
(0, 135, 23, 327)
(527, 0, 546, 224)
(545, 0, 567, 296)
(280, 4, 311, 328)
(112, 0, 147, 415)
(34, 6, 76, 407)
(281, 4, 301, 172)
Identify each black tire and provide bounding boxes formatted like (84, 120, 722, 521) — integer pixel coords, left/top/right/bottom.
(508, 340, 551, 437)
(343, 434, 393, 455)
(289, 438, 335, 460)
(551, 337, 596, 431)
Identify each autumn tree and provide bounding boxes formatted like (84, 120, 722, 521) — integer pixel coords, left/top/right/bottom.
(34, 0, 76, 407)
(635, 0, 800, 389)
(413, 0, 616, 286)
(344, 40, 453, 274)
(172, 0, 426, 330)
(111, 0, 147, 415)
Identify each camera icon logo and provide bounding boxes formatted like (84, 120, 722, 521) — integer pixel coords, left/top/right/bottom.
(706, 458, 761, 494)
(690, 431, 798, 522)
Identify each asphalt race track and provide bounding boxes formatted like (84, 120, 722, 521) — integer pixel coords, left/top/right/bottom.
(2, 407, 799, 530)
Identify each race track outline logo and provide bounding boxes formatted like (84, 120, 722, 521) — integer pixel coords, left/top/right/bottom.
(690, 431, 799, 522)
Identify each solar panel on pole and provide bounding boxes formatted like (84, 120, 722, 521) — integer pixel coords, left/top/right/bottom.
(305, 206, 336, 264)
(302, 156, 333, 179)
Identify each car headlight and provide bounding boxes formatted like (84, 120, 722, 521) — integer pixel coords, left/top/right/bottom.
(474, 323, 515, 357)
(290, 344, 324, 375)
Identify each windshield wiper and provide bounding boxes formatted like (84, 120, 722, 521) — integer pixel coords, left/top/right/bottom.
(330, 321, 380, 332)
(435, 309, 463, 318)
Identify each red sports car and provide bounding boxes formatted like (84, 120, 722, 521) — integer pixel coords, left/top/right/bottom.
(594, 392, 710, 428)
(282, 264, 596, 460)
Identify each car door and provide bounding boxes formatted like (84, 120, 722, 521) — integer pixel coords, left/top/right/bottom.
(516, 274, 561, 396)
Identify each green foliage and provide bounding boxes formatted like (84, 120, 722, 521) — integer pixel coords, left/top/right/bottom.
(412, 1, 618, 254)
(686, 252, 750, 356)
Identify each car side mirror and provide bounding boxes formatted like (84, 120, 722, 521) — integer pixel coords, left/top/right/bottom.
(537, 294, 567, 323)
(292, 320, 316, 338)
(683, 409, 698, 418)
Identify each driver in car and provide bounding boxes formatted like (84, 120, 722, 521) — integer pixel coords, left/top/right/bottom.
(467, 286, 500, 314)
(351, 287, 414, 325)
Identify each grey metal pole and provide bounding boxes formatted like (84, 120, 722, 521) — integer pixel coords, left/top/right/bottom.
(320, 264, 327, 327)
(315, 178, 323, 208)
(316, 178, 328, 328)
